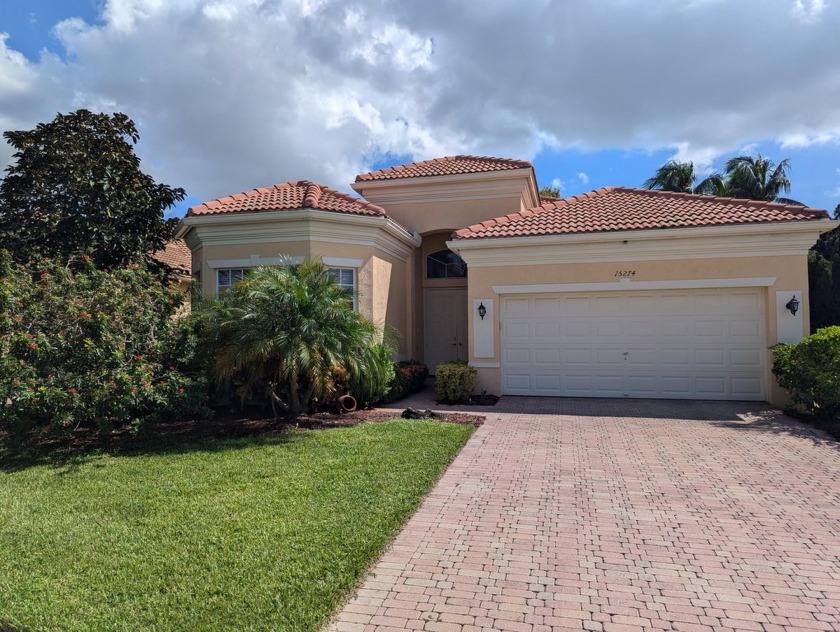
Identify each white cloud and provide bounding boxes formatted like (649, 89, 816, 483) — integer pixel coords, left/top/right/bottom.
(0, 0, 840, 204)
(780, 132, 840, 148)
(577, 172, 589, 185)
(792, 0, 827, 23)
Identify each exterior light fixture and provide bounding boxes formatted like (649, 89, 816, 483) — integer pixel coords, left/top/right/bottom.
(478, 302, 487, 320)
(785, 295, 800, 316)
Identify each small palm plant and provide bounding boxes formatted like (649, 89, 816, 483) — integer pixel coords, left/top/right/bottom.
(201, 258, 394, 418)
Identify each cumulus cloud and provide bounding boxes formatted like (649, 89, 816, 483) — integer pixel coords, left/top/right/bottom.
(0, 0, 839, 204)
(577, 172, 589, 185)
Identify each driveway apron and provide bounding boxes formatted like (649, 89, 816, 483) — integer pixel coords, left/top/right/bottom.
(328, 397, 840, 632)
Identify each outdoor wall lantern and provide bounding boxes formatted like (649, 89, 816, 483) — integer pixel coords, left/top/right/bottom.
(785, 295, 800, 316)
(478, 302, 487, 320)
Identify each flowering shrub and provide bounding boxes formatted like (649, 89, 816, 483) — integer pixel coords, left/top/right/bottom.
(380, 360, 429, 404)
(0, 252, 210, 434)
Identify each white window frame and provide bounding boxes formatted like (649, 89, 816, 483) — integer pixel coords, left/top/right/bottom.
(216, 268, 250, 296)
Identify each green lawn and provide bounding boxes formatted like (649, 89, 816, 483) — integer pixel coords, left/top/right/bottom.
(0, 420, 473, 631)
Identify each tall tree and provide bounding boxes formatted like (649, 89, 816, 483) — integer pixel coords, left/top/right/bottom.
(809, 205, 840, 331)
(0, 110, 185, 269)
(724, 154, 802, 205)
(643, 160, 725, 195)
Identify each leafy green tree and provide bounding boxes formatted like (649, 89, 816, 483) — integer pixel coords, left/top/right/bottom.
(0, 110, 185, 269)
(724, 154, 802, 205)
(809, 209, 840, 331)
(202, 258, 394, 418)
(643, 160, 725, 195)
(539, 185, 561, 199)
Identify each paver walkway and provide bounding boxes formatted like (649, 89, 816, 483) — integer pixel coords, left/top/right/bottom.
(328, 396, 840, 632)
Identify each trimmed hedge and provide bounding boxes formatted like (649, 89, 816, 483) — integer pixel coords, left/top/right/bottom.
(435, 361, 477, 404)
(773, 326, 840, 421)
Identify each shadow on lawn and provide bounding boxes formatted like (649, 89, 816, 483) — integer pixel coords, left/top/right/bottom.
(0, 620, 33, 632)
(0, 416, 299, 473)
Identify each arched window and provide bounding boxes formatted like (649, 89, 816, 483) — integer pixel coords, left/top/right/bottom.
(426, 249, 467, 279)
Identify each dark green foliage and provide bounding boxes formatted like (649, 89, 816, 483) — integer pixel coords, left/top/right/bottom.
(0, 252, 210, 434)
(381, 360, 429, 403)
(0, 110, 185, 269)
(643, 160, 725, 195)
(199, 258, 394, 417)
(435, 360, 478, 404)
(809, 224, 840, 330)
(644, 155, 802, 204)
(724, 154, 801, 204)
(773, 326, 840, 420)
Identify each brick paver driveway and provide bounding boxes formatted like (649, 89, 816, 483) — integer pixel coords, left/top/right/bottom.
(329, 398, 840, 632)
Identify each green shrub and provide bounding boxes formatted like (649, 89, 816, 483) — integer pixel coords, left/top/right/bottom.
(0, 252, 210, 434)
(380, 360, 429, 403)
(199, 259, 393, 417)
(772, 326, 840, 419)
(435, 361, 477, 404)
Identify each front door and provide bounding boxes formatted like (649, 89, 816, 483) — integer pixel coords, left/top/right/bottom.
(424, 287, 468, 375)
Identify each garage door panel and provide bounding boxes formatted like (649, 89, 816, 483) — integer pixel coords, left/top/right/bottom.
(565, 349, 592, 364)
(661, 376, 692, 396)
(626, 349, 657, 366)
(504, 348, 531, 364)
(661, 349, 691, 366)
(595, 349, 625, 365)
(534, 349, 560, 364)
(533, 297, 560, 316)
(696, 349, 726, 366)
(729, 320, 761, 337)
(732, 377, 762, 397)
(695, 376, 727, 396)
(534, 322, 561, 338)
(501, 289, 766, 401)
(565, 321, 592, 337)
(731, 349, 761, 367)
(626, 320, 660, 336)
(534, 374, 561, 391)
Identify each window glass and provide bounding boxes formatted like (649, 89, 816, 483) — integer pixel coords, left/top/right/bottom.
(328, 267, 356, 310)
(217, 268, 248, 295)
(426, 249, 467, 279)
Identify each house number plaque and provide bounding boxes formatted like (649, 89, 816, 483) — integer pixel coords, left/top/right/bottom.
(614, 270, 636, 277)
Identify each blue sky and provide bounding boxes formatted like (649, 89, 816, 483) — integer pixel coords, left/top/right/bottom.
(1, 0, 839, 218)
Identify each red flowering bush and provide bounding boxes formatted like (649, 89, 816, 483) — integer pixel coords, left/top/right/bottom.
(380, 360, 429, 404)
(0, 251, 210, 434)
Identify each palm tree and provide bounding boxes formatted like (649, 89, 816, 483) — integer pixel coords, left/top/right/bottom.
(203, 258, 394, 417)
(643, 161, 726, 195)
(724, 154, 803, 205)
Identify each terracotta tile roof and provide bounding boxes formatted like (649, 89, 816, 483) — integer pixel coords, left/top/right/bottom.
(152, 239, 191, 276)
(454, 187, 829, 240)
(187, 180, 388, 217)
(355, 155, 532, 182)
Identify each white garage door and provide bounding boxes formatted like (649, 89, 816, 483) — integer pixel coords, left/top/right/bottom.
(501, 289, 766, 400)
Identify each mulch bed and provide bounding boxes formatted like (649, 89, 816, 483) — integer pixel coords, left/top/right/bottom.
(1, 406, 484, 458)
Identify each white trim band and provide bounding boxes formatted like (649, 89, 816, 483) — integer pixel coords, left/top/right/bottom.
(469, 362, 501, 368)
(492, 277, 777, 294)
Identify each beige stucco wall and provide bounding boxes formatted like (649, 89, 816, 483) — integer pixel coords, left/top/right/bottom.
(353, 169, 539, 237)
(462, 254, 810, 406)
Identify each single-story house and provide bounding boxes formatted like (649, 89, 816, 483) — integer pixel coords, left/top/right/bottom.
(176, 155, 837, 405)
